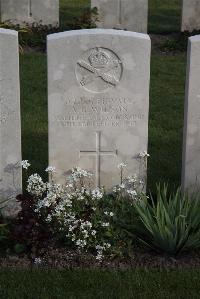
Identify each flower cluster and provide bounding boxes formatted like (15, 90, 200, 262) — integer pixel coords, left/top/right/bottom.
(21, 160, 31, 170)
(139, 151, 150, 159)
(96, 243, 111, 260)
(23, 161, 147, 260)
(27, 174, 46, 197)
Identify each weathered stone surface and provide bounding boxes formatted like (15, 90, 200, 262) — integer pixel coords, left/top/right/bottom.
(182, 35, 200, 192)
(91, 0, 148, 33)
(1, 0, 59, 27)
(48, 29, 150, 189)
(0, 29, 22, 216)
(181, 0, 200, 32)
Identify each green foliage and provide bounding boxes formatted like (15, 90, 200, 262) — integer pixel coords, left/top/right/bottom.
(159, 34, 188, 53)
(148, 0, 182, 33)
(60, 6, 98, 30)
(134, 185, 200, 255)
(0, 203, 9, 248)
(14, 243, 26, 254)
(0, 21, 59, 51)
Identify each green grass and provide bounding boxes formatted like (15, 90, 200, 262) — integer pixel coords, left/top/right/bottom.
(20, 54, 48, 180)
(0, 269, 200, 298)
(60, 0, 91, 29)
(148, 53, 186, 192)
(149, 0, 182, 33)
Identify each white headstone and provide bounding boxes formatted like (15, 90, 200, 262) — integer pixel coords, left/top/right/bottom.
(181, 0, 200, 32)
(48, 29, 150, 189)
(182, 35, 200, 192)
(0, 29, 22, 216)
(91, 0, 148, 33)
(1, 0, 59, 27)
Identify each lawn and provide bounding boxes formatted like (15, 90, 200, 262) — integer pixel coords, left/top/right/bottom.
(148, 0, 182, 33)
(0, 269, 200, 298)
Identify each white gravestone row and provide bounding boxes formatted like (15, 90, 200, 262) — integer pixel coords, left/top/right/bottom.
(0, 0, 59, 27)
(0, 29, 22, 216)
(91, 0, 148, 33)
(2, 27, 200, 212)
(182, 35, 200, 193)
(181, 0, 200, 32)
(48, 29, 151, 189)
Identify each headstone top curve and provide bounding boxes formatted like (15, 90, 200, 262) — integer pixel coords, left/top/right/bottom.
(189, 35, 200, 43)
(47, 29, 150, 42)
(0, 28, 18, 36)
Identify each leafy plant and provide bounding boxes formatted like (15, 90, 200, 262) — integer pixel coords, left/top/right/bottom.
(10, 193, 55, 255)
(0, 21, 59, 51)
(134, 185, 200, 255)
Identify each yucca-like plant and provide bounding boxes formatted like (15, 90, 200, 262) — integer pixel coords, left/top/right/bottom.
(134, 185, 200, 255)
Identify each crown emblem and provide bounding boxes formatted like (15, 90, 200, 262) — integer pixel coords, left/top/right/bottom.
(89, 49, 109, 69)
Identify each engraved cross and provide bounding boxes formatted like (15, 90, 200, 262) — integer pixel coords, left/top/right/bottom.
(80, 131, 117, 187)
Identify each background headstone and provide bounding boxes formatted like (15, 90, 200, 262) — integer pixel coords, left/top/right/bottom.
(1, 0, 59, 27)
(91, 0, 148, 33)
(48, 29, 150, 189)
(0, 29, 22, 216)
(182, 35, 200, 192)
(181, 0, 200, 32)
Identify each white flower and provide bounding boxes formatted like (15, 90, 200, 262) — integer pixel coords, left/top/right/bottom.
(104, 211, 114, 217)
(91, 188, 103, 200)
(27, 173, 46, 196)
(113, 187, 117, 193)
(127, 190, 137, 196)
(96, 253, 103, 261)
(104, 242, 111, 249)
(91, 230, 96, 236)
(34, 257, 42, 265)
(45, 166, 56, 173)
(127, 175, 137, 183)
(70, 167, 93, 182)
(82, 230, 89, 238)
(96, 245, 103, 250)
(76, 239, 87, 248)
(117, 163, 127, 169)
(139, 151, 150, 158)
(21, 160, 30, 169)
(46, 214, 52, 222)
(101, 222, 110, 227)
(119, 184, 125, 189)
(81, 221, 92, 229)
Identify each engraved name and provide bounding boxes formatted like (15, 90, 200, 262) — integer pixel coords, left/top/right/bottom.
(55, 96, 145, 128)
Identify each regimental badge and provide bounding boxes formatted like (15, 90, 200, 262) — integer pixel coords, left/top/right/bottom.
(76, 47, 123, 93)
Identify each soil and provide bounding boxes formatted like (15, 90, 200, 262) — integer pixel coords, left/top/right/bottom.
(1, 248, 200, 270)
